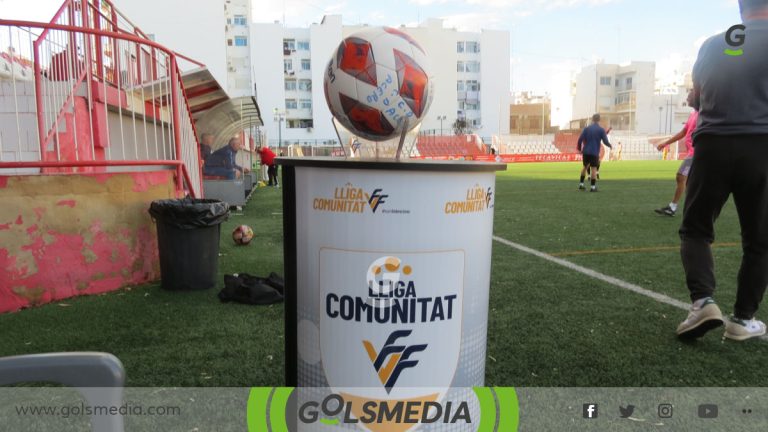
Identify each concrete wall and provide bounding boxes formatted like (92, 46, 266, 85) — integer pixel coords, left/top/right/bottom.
(0, 171, 175, 313)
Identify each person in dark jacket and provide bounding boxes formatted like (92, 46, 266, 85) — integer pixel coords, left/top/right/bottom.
(199, 133, 214, 165)
(203, 137, 249, 180)
(675, 0, 768, 341)
(577, 114, 612, 192)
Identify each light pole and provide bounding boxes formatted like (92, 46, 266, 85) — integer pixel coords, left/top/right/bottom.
(658, 106, 663, 134)
(273, 108, 285, 148)
(437, 115, 446, 136)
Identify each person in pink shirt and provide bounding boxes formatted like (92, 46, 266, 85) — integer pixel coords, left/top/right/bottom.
(654, 90, 699, 216)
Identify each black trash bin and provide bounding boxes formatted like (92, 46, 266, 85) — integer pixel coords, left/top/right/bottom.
(149, 198, 229, 290)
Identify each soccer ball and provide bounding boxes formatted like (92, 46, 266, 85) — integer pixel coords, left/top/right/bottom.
(232, 225, 254, 245)
(324, 27, 433, 141)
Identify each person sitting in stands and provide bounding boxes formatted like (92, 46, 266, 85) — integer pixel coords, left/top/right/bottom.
(203, 137, 250, 180)
(199, 133, 214, 165)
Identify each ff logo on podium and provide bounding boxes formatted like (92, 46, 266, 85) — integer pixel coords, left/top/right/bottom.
(583, 403, 598, 419)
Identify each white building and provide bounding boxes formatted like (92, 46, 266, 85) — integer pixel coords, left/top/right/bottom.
(571, 61, 693, 135)
(224, 0, 252, 97)
(571, 62, 656, 133)
(252, 15, 511, 146)
(118, 0, 227, 89)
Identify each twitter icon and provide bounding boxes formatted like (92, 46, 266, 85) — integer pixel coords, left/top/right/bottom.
(619, 405, 635, 418)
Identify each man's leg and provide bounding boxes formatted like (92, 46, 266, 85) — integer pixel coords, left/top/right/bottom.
(271, 164, 279, 186)
(730, 137, 768, 320)
(679, 136, 732, 302)
(672, 174, 686, 205)
(204, 167, 235, 180)
(261, 164, 269, 182)
(676, 135, 731, 338)
(268, 165, 278, 186)
(579, 163, 588, 189)
(589, 158, 598, 191)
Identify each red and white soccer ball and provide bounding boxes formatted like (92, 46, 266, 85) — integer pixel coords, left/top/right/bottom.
(232, 225, 254, 246)
(324, 27, 433, 141)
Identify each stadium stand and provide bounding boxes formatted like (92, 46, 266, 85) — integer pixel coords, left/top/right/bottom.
(416, 134, 485, 157)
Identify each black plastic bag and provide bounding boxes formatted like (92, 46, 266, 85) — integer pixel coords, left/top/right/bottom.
(149, 198, 229, 229)
(219, 273, 284, 305)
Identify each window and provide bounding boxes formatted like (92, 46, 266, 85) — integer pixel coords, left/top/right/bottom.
(234, 36, 247, 46)
(283, 39, 295, 51)
(471, 118, 481, 126)
(301, 59, 311, 71)
(233, 15, 247, 26)
(456, 41, 464, 53)
(297, 41, 310, 50)
(300, 99, 312, 109)
(457, 81, 465, 91)
(227, 18, 231, 24)
(285, 99, 297, 109)
(284, 80, 297, 91)
(600, 76, 611, 85)
(227, 39, 233, 46)
(284, 59, 292, 72)
(465, 102, 479, 110)
(457, 61, 465, 72)
(465, 61, 480, 73)
(626, 77, 633, 90)
(288, 119, 314, 128)
(465, 41, 480, 53)
(465, 80, 479, 91)
(615, 79, 619, 87)
(298, 79, 312, 91)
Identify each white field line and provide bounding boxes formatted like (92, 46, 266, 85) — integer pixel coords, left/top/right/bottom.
(492, 235, 768, 342)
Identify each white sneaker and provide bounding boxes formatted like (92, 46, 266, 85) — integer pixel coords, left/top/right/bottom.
(724, 315, 767, 341)
(676, 297, 724, 339)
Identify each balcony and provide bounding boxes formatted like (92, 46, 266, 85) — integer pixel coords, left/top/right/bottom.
(459, 91, 480, 102)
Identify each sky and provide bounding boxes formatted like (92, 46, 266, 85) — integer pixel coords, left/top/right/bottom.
(248, 0, 741, 90)
(1, 0, 742, 110)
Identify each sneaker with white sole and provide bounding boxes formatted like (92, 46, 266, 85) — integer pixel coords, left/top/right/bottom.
(724, 315, 767, 341)
(676, 297, 724, 339)
(654, 206, 676, 216)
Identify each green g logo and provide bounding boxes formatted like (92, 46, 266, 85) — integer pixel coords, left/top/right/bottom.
(724, 24, 746, 56)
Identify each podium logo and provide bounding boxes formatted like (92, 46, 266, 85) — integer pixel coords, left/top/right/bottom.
(363, 330, 428, 393)
(445, 184, 494, 214)
(312, 183, 389, 214)
(325, 255, 458, 324)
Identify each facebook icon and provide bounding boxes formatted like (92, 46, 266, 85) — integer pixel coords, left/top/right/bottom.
(583, 403, 598, 419)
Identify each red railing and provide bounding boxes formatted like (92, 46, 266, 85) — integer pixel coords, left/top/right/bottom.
(0, 0, 203, 197)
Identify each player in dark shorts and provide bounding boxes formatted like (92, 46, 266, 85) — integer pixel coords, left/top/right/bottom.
(577, 114, 612, 192)
(587, 127, 611, 179)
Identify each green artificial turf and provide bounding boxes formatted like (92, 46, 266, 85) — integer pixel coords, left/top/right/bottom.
(2, 161, 767, 388)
